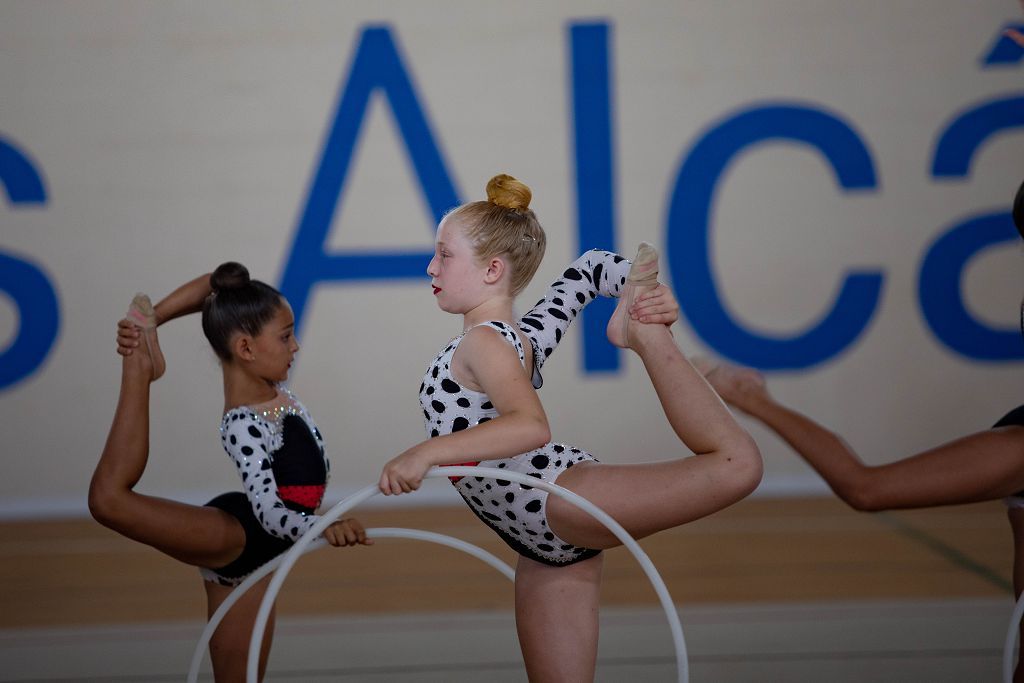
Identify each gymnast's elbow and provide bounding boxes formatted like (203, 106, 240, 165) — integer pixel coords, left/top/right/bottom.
(839, 482, 888, 513)
(523, 412, 551, 451)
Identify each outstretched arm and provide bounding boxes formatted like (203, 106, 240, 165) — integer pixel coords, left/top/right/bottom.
(703, 363, 1024, 511)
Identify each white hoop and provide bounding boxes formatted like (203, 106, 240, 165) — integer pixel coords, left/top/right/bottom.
(1003, 590, 1024, 682)
(187, 526, 515, 683)
(245, 466, 688, 683)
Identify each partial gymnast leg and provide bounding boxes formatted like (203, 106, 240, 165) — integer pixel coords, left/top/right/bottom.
(514, 553, 603, 683)
(205, 577, 277, 682)
(1009, 507, 1024, 682)
(703, 363, 1024, 510)
(88, 320, 245, 568)
(548, 293, 762, 548)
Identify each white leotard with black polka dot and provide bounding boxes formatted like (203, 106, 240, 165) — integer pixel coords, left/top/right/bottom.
(216, 386, 329, 542)
(419, 249, 631, 565)
(519, 249, 630, 388)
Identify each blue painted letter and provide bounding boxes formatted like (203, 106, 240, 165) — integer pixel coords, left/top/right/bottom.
(919, 212, 1020, 360)
(279, 26, 460, 332)
(924, 95, 1024, 360)
(666, 104, 883, 369)
(569, 21, 620, 373)
(0, 136, 60, 390)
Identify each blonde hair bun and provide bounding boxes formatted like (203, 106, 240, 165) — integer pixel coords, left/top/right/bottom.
(486, 174, 531, 211)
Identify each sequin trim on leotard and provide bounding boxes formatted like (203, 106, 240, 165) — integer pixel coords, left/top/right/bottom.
(200, 385, 331, 585)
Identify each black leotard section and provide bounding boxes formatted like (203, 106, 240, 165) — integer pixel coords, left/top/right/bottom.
(994, 405, 1024, 429)
(272, 414, 328, 514)
(204, 492, 293, 585)
(995, 406, 1024, 500)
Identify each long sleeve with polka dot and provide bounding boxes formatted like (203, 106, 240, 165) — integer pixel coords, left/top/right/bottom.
(518, 249, 630, 385)
(219, 405, 327, 543)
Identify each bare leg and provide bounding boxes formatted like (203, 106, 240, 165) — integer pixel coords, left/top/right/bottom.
(96, 308, 265, 681)
(515, 554, 602, 683)
(88, 325, 245, 567)
(206, 578, 277, 683)
(550, 318, 762, 548)
(704, 363, 1024, 510)
(1010, 508, 1024, 683)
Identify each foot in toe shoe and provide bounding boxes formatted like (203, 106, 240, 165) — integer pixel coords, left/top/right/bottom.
(126, 293, 165, 381)
(607, 242, 659, 349)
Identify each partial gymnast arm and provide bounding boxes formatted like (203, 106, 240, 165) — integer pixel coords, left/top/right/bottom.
(1008, 0, 1024, 47)
(518, 249, 678, 383)
(221, 413, 321, 542)
(518, 249, 630, 373)
(116, 272, 213, 356)
(379, 325, 551, 495)
(703, 363, 1024, 511)
(151, 273, 213, 325)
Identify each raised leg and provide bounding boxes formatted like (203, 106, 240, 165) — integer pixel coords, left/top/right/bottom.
(550, 320, 762, 548)
(515, 553, 602, 683)
(205, 578, 277, 683)
(88, 323, 245, 567)
(704, 363, 1024, 510)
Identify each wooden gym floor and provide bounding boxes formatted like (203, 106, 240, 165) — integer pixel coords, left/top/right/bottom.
(0, 496, 1015, 681)
(0, 496, 1011, 629)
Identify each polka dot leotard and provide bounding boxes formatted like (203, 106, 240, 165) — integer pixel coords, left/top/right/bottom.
(200, 386, 330, 585)
(519, 249, 630, 389)
(420, 249, 631, 566)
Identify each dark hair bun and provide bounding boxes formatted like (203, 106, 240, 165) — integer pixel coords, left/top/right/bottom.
(486, 174, 531, 211)
(210, 262, 251, 293)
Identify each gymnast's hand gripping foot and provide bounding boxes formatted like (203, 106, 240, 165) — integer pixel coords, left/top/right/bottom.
(93, 268, 371, 682)
(378, 173, 762, 682)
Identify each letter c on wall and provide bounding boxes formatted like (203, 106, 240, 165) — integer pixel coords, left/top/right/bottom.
(667, 103, 883, 370)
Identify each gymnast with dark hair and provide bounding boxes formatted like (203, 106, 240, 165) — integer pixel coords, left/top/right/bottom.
(90, 263, 371, 682)
(698, 177, 1024, 680)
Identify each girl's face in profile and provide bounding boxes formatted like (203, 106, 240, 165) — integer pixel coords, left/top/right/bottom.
(426, 216, 487, 314)
(247, 301, 299, 383)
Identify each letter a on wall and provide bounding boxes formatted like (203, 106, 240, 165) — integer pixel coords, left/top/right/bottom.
(279, 26, 461, 332)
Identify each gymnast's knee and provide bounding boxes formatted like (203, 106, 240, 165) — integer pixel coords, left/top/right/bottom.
(723, 435, 763, 500)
